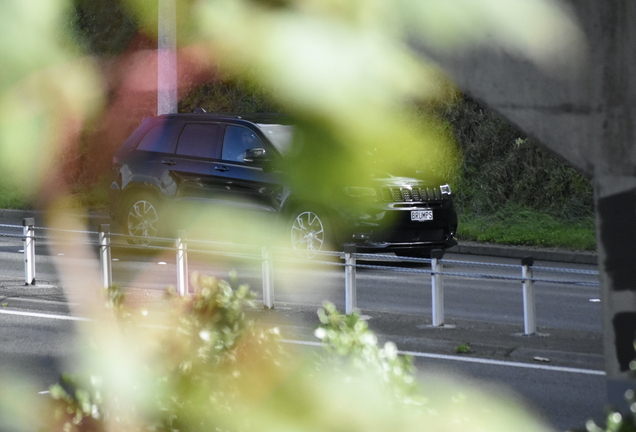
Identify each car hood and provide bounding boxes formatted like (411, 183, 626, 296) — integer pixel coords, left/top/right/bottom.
(370, 174, 440, 188)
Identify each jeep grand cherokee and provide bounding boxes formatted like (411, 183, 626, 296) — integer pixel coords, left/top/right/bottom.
(109, 112, 457, 257)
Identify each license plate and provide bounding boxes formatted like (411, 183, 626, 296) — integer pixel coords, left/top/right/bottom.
(411, 210, 433, 221)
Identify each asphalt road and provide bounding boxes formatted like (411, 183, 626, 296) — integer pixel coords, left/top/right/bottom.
(0, 228, 605, 431)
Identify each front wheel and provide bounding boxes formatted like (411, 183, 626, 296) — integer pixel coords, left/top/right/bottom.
(289, 208, 332, 258)
(124, 193, 161, 245)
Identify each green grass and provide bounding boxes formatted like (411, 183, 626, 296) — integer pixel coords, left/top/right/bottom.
(455, 343, 473, 354)
(0, 176, 110, 211)
(0, 183, 33, 209)
(70, 177, 111, 210)
(457, 205, 596, 251)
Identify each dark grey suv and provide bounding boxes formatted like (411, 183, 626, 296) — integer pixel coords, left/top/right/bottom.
(109, 112, 458, 257)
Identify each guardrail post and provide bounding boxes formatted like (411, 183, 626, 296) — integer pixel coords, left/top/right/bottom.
(521, 256, 536, 335)
(262, 246, 274, 309)
(22, 218, 35, 285)
(344, 244, 357, 315)
(99, 224, 113, 289)
(176, 230, 188, 296)
(431, 249, 445, 326)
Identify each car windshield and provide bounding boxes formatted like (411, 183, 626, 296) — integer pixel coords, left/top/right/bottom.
(256, 124, 295, 154)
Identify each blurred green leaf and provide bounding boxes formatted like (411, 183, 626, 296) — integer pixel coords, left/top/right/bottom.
(0, 1, 588, 431)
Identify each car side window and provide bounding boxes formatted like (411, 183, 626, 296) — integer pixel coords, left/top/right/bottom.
(175, 123, 221, 159)
(135, 122, 182, 153)
(222, 125, 263, 162)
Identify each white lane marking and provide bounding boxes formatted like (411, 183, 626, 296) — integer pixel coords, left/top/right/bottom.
(6, 297, 76, 306)
(280, 339, 605, 376)
(1, 310, 604, 376)
(0, 309, 88, 321)
(400, 350, 606, 376)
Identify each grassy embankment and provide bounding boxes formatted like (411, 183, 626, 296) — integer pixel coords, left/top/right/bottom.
(442, 97, 596, 251)
(456, 205, 595, 251)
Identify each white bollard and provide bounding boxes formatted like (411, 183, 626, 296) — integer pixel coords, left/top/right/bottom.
(99, 224, 113, 289)
(431, 249, 445, 326)
(522, 256, 536, 335)
(344, 244, 357, 315)
(22, 218, 35, 286)
(261, 246, 274, 309)
(176, 231, 188, 296)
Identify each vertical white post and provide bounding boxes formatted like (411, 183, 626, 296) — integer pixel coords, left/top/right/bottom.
(22, 218, 35, 286)
(522, 256, 536, 335)
(344, 244, 357, 315)
(262, 246, 274, 309)
(158, 0, 177, 115)
(431, 249, 444, 326)
(176, 230, 188, 296)
(99, 224, 113, 289)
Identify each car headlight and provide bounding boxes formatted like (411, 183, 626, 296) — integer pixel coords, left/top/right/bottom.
(344, 187, 378, 200)
(440, 184, 452, 196)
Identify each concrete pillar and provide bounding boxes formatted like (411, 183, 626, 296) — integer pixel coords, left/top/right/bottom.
(412, 0, 636, 409)
(595, 175, 636, 409)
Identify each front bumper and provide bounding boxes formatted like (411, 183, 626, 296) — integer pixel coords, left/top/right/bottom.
(353, 237, 457, 253)
(333, 199, 458, 253)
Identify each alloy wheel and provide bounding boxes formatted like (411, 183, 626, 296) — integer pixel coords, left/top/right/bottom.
(127, 199, 159, 245)
(291, 211, 325, 258)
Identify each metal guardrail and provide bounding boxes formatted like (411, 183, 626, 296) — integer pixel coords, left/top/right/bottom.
(3, 219, 600, 336)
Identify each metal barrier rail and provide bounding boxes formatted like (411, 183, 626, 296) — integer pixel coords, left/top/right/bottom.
(6, 220, 600, 336)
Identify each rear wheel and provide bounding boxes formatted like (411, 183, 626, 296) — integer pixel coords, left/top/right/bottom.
(124, 193, 161, 245)
(289, 208, 332, 258)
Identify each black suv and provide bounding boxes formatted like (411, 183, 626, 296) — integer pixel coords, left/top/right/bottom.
(109, 112, 457, 257)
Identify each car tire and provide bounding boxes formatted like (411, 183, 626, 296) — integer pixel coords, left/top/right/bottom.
(124, 193, 162, 245)
(289, 207, 333, 258)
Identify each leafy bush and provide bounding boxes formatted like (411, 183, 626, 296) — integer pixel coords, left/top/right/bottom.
(569, 390, 636, 432)
(69, 0, 140, 56)
(179, 75, 280, 114)
(34, 275, 550, 432)
(443, 97, 594, 221)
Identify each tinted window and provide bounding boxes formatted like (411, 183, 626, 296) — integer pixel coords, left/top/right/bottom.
(176, 123, 221, 159)
(136, 122, 181, 153)
(256, 124, 294, 154)
(222, 126, 263, 162)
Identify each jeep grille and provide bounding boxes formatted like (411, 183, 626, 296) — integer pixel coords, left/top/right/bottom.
(380, 187, 447, 202)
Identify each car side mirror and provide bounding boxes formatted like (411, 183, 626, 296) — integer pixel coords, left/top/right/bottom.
(244, 148, 267, 163)
(244, 148, 275, 172)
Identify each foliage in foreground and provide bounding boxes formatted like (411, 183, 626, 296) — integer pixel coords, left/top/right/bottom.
(574, 355, 636, 432)
(29, 275, 549, 432)
(571, 389, 636, 432)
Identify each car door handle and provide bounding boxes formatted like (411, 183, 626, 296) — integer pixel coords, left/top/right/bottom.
(161, 159, 177, 166)
(214, 165, 230, 172)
